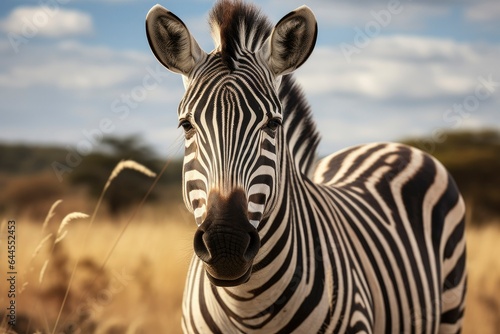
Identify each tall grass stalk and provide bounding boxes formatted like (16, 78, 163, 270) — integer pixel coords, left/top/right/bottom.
(41, 199, 62, 235)
(39, 260, 49, 284)
(23, 199, 61, 288)
(58, 154, 181, 331)
(50, 137, 183, 333)
(32, 212, 89, 334)
(51, 160, 158, 333)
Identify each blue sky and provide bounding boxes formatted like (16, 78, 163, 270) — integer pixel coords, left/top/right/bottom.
(1, 0, 499, 159)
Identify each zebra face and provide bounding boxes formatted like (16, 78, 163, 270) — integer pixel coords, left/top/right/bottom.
(179, 67, 283, 226)
(177, 59, 283, 286)
(146, 2, 317, 286)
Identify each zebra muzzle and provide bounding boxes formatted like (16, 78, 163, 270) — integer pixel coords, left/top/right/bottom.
(193, 190, 261, 287)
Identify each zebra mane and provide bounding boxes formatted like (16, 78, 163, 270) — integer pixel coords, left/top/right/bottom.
(209, 0, 272, 68)
(280, 75, 320, 176)
(209, 0, 320, 176)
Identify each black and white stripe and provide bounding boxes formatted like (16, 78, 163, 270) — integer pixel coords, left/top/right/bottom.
(146, 1, 466, 333)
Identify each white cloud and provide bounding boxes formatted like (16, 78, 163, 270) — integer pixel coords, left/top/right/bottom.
(291, 35, 500, 155)
(465, 1, 500, 22)
(1, 0, 499, 160)
(0, 40, 11, 53)
(0, 60, 138, 91)
(0, 6, 93, 38)
(0, 37, 185, 157)
(264, 0, 449, 30)
(0, 41, 151, 91)
(296, 35, 499, 101)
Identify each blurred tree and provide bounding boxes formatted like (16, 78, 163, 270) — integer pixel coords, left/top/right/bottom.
(0, 144, 67, 175)
(0, 138, 185, 218)
(0, 172, 64, 218)
(69, 135, 161, 216)
(4, 129, 497, 222)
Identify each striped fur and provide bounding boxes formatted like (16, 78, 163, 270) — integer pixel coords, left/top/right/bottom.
(182, 140, 466, 333)
(146, 1, 466, 333)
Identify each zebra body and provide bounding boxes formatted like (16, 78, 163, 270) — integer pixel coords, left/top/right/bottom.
(180, 132, 466, 334)
(146, 1, 466, 333)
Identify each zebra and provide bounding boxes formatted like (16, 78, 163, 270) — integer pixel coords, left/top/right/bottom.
(145, 1, 467, 333)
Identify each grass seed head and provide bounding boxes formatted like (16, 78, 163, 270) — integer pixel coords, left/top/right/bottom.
(57, 212, 89, 237)
(39, 259, 50, 284)
(32, 233, 53, 260)
(42, 199, 63, 234)
(104, 160, 157, 191)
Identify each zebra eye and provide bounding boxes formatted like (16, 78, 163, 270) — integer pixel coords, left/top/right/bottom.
(179, 119, 194, 132)
(266, 118, 282, 131)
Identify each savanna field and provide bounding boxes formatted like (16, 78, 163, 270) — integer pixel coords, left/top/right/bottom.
(1, 131, 499, 333)
(1, 209, 500, 333)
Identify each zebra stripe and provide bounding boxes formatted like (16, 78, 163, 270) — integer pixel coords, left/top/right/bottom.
(145, 1, 466, 333)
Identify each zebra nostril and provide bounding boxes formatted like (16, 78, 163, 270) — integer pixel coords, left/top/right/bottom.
(194, 226, 260, 264)
(243, 230, 260, 262)
(194, 229, 211, 263)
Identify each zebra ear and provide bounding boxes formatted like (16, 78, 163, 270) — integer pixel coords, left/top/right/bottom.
(146, 4, 206, 76)
(262, 5, 317, 76)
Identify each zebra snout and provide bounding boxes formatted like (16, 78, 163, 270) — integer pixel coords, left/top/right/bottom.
(194, 224, 260, 263)
(193, 221, 260, 286)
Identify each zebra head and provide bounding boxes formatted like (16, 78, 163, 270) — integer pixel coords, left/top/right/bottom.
(146, 1, 317, 287)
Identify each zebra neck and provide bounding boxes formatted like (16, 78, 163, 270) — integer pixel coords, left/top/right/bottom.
(185, 144, 351, 332)
(215, 150, 343, 322)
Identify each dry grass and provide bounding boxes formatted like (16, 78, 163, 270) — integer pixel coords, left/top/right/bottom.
(0, 207, 195, 334)
(463, 223, 500, 334)
(1, 214, 499, 333)
(0, 157, 498, 333)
